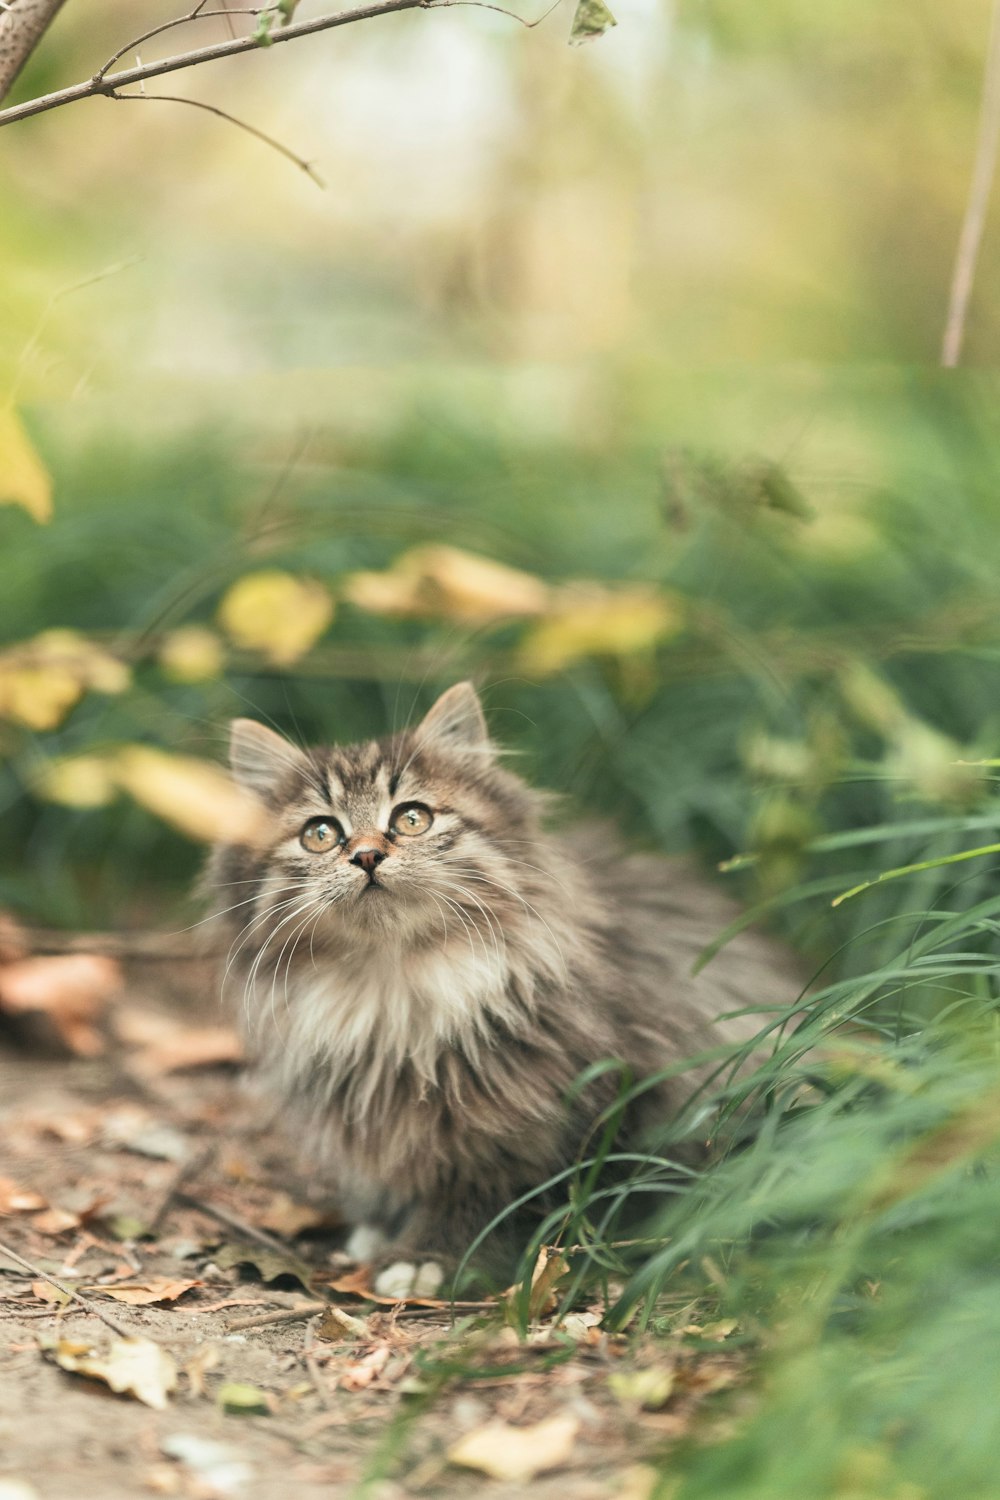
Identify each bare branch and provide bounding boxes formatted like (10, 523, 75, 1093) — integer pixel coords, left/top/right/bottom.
(942, 0, 1000, 367)
(111, 88, 325, 186)
(0, 0, 67, 104)
(0, 0, 426, 129)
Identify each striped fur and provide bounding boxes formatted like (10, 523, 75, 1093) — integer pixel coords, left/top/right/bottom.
(204, 683, 799, 1274)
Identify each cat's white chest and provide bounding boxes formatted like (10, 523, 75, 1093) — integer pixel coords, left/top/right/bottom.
(253, 938, 515, 1092)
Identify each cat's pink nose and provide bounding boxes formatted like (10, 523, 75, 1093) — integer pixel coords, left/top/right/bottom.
(350, 846, 385, 875)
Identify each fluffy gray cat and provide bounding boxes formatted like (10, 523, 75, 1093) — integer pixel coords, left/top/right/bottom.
(206, 683, 798, 1297)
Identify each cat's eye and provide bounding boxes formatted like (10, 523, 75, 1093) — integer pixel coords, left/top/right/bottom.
(390, 803, 433, 837)
(299, 816, 344, 854)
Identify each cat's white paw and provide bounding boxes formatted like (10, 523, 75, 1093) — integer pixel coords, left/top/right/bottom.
(374, 1259, 444, 1300)
(344, 1223, 389, 1261)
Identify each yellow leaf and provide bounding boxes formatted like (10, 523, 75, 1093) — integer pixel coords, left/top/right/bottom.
(34, 755, 118, 808)
(0, 631, 129, 732)
(448, 1415, 579, 1483)
(0, 407, 52, 523)
(114, 746, 267, 844)
(519, 585, 683, 675)
(608, 1366, 675, 1409)
(158, 625, 225, 683)
(344, 545, 549, 624)
(49, 1336, 177, 1410)
(217, 571, 333, 665)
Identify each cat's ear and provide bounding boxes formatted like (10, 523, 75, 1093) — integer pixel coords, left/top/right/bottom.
(416, 682, 492, 757)
(229, 719, 306, 797)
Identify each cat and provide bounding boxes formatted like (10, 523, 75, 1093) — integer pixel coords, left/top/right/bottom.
(205, 682, 799, 1297)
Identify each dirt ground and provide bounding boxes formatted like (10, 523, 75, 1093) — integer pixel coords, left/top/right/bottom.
(0, 970, 745, 1500)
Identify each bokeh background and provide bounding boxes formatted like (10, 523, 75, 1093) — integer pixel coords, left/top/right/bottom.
(5, 5, 1000, 1495)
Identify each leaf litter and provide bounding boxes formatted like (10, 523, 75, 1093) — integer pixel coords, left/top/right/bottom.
(0, 968, 751, 1497)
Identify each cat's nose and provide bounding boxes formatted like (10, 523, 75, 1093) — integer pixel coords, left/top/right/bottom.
(350, 846, 386, 875)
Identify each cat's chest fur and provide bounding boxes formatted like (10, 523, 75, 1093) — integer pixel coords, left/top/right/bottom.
(252, 934, 524, 1108)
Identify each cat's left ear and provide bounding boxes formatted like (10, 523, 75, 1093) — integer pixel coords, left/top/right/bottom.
(416, 682, 493, 757)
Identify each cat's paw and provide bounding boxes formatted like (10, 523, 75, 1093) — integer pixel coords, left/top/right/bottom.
(373, 1259, 445, 1300)
(344, 1223, 389, 1261)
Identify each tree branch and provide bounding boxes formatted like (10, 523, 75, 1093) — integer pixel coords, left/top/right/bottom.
(0, 0, 68, 104)
(0, 0, 426, 129)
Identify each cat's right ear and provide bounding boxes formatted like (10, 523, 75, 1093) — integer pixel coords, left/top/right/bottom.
(229, 719, 306, 798)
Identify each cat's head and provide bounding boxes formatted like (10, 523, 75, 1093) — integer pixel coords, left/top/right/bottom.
(219, 683, 546, 942)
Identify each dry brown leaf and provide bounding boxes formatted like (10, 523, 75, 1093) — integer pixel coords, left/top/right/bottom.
(316, 1304, 369, 1341)
(31, 1281, 70, 1306)
(90, 1277, 201, 1306)
(259, 1192, 337, 1238)
(344, 545, 549, 624)
(217, 571, 334, 665)
(447, 1414, 580, 1482)
(128, 1023, 243, 1076)
(49, 1335, 177, 1409)
(0, 1178, 47, 1213)
(0, 953, 120, 1055)
(339, 1344, 391, 1390)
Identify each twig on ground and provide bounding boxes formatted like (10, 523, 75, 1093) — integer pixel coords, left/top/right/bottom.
(147, 1145, 216, 1236)
(177, 1192, 294, 1255)
(302, 1314, 335, 1407)
(227, 1301, 327, 1329)
(0, 1235, 148, 1341)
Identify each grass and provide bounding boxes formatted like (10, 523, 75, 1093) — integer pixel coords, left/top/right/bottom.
(5, 382, 1000, 1495)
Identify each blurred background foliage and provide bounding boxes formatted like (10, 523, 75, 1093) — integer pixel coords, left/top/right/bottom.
(5, 2, 1000, 1496)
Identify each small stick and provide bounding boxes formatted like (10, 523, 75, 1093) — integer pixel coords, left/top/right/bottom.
(226, 1301, 326, 1330)
(147, 1145, 215, 1235)
(302, 1315, 334, 1409)
(0, 1235, 146, 1341)
(177, 1193, 293, 1255)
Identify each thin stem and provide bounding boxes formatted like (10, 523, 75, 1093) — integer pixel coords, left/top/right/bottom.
(941, 0, 1000, 367)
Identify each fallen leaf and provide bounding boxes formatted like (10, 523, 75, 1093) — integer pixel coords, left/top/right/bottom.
(448, 1414, 580, 1482)
(339, 1344, 390, 1391)
(608, 1367, 675, 1410)
(0, 407, 52, 523)
(315, 1304, 369, 1341)
(49, 1335, 177, 1409)
(0, 953, 120, 1055)
(217, 571, 333, 665)
(259, 1193, 337, 1238)
(217, 1381, 271, 1414)
(183, 1343, 221, 1398)
(0, 1178, 47, 1213)
(161, 1433, 253, 1492)
(90, 1277, 201, 1306)
(132, 1027, 243, 1076)
(214, 1243, 313, 1289)
(527, 1246, 571, 1320)
(30, 1207, 82, 1236)
(344, 545, 549, 624)
(114, 746, 267, 845)
(31, 1280, 71, 1307)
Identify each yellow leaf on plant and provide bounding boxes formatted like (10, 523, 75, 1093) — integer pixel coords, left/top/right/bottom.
(0, 631, 129, 731)
(217, 571, 333, 665)
(115, 746, 267, 844)
(448, 1415, 579, 1483)
(34, 755, 118, 808)
(0, 407, 52, 522)
(344, 545, 549, 624)
(158, 626, 225, 683)
(519, 585, 683, 675)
